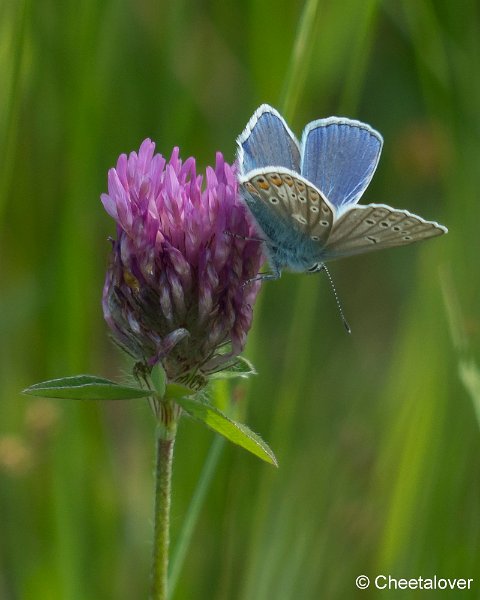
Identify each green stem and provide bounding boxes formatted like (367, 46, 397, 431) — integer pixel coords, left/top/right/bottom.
(151, 404, 178, 600)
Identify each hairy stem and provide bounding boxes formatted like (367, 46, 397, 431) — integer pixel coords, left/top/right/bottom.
(151, 404, 178, 600)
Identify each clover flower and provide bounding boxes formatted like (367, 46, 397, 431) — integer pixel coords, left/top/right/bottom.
(101, 140, 263, 389)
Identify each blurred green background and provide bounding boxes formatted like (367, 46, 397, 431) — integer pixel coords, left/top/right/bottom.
(1, 0, 479, 598)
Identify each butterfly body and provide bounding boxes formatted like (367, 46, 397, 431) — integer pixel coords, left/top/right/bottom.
(236, 105, 447, 281)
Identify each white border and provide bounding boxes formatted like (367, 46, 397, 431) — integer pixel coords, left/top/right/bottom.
(236, 104, 300, 175)
(337, 202, 448, 233)
(238, 165, 337, 215)
(300, 116, 384, 179)
(239, 167, 448, 234)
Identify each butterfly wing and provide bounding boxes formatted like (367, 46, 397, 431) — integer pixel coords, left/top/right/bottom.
(300, 117, 383, 210)
(237, 105, 301, 176)
(240, 168, 335, 245)
(322, 203, 448, 260)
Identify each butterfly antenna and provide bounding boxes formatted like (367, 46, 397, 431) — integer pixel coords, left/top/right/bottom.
(322, 265, 352, 334)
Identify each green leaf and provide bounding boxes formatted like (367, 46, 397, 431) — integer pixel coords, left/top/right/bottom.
(175, 396, 277, 466)
(22, 375, 153, 401)
(209, 356, 257, 380)
(164, 383, 196, 400)
(151, 363, 166, 397)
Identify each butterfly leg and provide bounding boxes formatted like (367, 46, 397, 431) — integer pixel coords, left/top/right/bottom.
(224, 230, 266, 243)
(242, 267, 281, 287)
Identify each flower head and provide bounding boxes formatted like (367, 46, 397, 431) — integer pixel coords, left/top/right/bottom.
(101, 140, 263, 389)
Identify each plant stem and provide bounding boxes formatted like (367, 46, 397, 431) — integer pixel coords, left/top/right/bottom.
(151, 405, 178, 600)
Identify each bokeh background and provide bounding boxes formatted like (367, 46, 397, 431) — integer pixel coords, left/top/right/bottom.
(1, 0, 479, 598)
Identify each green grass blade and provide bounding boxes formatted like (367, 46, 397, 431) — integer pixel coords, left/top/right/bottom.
(23, 375, 152, 400)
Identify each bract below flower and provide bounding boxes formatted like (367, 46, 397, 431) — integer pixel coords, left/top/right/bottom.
(101, 140, 263, 389)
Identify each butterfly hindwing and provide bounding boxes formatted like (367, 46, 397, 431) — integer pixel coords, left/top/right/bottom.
(241, 169, 334, 245)
(323, 204, 447, 259)
(237, 105, 301, 176)
(300, 118, 383, 209)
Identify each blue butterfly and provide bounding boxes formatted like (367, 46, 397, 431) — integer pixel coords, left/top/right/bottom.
(237, 104, 448, 281)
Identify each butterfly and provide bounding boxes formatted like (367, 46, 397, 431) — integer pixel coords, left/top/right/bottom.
(236, 104, 448, 281)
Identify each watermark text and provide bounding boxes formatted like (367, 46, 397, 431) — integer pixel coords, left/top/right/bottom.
(356, 574, 474, 591)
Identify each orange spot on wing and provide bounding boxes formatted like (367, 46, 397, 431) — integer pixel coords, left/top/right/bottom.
(255, 177, 270, 190)
(268, 173, 282, 186)
(296, 180, 306, 192)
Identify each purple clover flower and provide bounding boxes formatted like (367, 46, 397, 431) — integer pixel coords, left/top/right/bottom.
(101, 140, 263, 389)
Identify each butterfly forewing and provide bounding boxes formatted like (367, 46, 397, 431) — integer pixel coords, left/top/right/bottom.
(243, 170, 334, 244)
(300, 118, 383, 209)
(324, 204, 447, 259)
(237, 105, 301, 175)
